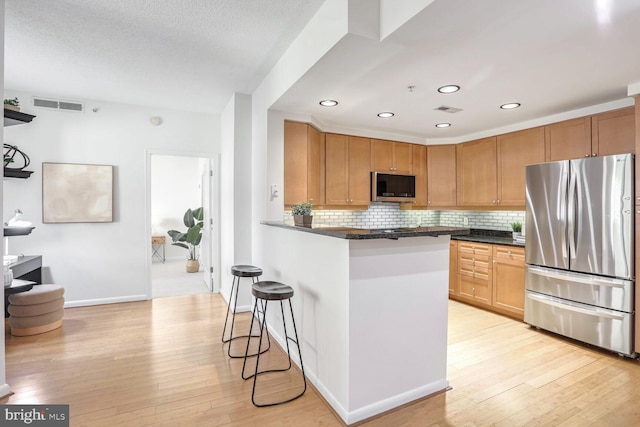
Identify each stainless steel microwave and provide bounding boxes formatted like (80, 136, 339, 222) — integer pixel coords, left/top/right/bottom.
(371, 172, 416, 202)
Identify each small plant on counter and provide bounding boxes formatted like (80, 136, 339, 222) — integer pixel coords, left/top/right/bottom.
(291, 201, 313, 227)
(511, 222, 522, 233)
(291, 201, 312, 216)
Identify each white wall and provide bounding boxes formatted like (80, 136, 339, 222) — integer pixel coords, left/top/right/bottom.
(3, 90, 219, 306)
(150, 154, 202, 260)
(0, 0, 9, 399)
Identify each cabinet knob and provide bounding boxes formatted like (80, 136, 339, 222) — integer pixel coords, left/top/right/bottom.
(309, 199, 314, 203)
(428, 200, 431, 205)
(585, 154, 590, 157)
(507, 250, 511, 255)
(497, 200, 500, 204)
(592, 153, 597, 157)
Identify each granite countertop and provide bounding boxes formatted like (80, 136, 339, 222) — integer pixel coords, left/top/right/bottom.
(451, 228, 525, 247)
(262, 221, 470, 240)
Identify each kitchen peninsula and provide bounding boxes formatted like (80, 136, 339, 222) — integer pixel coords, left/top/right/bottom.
(259, 222, 468, 424)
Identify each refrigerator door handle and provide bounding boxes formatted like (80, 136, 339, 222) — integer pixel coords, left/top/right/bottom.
(527, 266, 628, 288)
(527, 292, 626, 320)
(559, 167, 568, 261)
(567, 168, 577, 260)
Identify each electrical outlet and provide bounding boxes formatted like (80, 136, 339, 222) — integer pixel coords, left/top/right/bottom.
(463, 216, 469, 226)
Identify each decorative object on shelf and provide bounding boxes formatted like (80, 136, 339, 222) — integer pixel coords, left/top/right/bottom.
(3, 144, 33, 178)
(511, 221, 522, 240)
(4, 97, 20, 112)
(291, 201, 313, 228)
(168, 207, 203, 273)
(42, 163, 114, 223)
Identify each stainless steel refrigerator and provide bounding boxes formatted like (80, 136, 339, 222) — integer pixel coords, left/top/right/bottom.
(524, 153, 635, 356)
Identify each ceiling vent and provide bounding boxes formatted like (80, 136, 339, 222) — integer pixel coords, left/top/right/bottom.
(33, 97, 84, 112)
(434, 105, 462, 113)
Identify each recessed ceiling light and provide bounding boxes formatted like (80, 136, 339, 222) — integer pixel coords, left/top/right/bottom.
(437, 85, 460, 94)
(435, 123, 451, 128)
(377, 112, 394, 118)
(500, 102, 521, 109)
(319, 99, 338, 107)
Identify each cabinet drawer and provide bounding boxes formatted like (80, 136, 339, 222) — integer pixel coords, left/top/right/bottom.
(493, 245, 525, 261)
(458, 242, 491, 256)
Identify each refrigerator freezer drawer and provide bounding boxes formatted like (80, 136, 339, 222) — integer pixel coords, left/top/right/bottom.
(524, 291, 633, 356)
(526, 265, 634, 312)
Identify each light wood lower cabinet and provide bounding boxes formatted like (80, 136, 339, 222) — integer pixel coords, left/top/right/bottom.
(449, 240, 458, 296)
(492, 245, 525, 319)
(457, 242, 493, 306)
(450, 240, 525, 320)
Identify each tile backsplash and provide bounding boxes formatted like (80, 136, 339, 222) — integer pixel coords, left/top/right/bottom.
(284, 203, 525, 231)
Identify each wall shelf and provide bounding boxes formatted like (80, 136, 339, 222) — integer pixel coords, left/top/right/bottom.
(4, 108, 36, 126)
(3, 169, 34, 179)
(4, 226, 35, 236)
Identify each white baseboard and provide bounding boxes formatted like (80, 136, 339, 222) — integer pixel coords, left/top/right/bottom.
(63, 294, 149, 308)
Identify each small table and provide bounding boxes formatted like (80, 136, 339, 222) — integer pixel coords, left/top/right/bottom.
(152, 235, 166, 263)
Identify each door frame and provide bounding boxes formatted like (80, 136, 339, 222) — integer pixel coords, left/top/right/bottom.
(144, 149, 221, 298)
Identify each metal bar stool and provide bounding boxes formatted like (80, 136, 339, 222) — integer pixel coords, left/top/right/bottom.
(221, 265, 270, 358)
(241, 281, 307, 407)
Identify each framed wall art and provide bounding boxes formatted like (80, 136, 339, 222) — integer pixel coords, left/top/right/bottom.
(42, 162, 114, 223)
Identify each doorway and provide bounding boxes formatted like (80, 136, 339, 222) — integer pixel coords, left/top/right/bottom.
(147, 152, 220, 298)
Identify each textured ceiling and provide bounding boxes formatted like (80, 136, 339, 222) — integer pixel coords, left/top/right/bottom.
(4, 0, 325, 113)
(5, 0, 640, 141)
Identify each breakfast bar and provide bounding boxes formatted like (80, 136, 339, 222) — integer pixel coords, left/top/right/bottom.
(259, 222, 468, 424)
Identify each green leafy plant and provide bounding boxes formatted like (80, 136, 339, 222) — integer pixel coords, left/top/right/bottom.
(511, 222, 522, 232)
(291, 201, 312, 216)
(168, 207, 203, 260)
(4, 97, 19, 107)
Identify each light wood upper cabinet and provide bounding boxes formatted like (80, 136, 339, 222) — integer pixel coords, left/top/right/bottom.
(497, 127, 545, 207)
(427, 145, 457, 207)
(412, 145, 428, 207)
(284, 121, 322, 206)
(545, 117, 592, 161)
(325, 133, 371, 206)
(592, 107, 635, 157)
(456, 137, 498, 207)
(371, 139, 413, 174)
(492, 245, 525, 319)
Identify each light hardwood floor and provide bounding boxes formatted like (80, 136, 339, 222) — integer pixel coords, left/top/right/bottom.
(3, 295, 640, 426)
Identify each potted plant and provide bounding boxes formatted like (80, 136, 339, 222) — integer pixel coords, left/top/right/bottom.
(4, 97, 20, 112)
(168, 207, 204, 273)
(511, 221, 522, 239)
(291, 201, 313, 227)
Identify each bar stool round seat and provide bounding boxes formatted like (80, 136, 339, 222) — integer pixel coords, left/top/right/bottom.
(222, 265, 270, 358)
(230, 265, 263, 278)
(241, 280, 306, 407)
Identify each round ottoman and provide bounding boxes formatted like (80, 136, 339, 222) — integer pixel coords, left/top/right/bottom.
(8, 284, 65, 336)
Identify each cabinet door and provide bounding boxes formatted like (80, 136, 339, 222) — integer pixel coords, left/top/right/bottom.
(456, 137, 498, 207)
(371, 140, 412, 174)
(427, 145, 457, 207)
(284, 121, 322, 206)
(545, 117, 592, 161)
(325, 133, 349, 205)
(393, 142, 413, 174)
(492, 245, 525, 319)
(449, 240, 458, 296)
(412, 145, 428, 207)
(284, 121, 309, 205)
(592, 107, 635, 157)
(497, 127, 545, 207)
(371, 139, 394, 172)
(348, 136, 371, 205)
